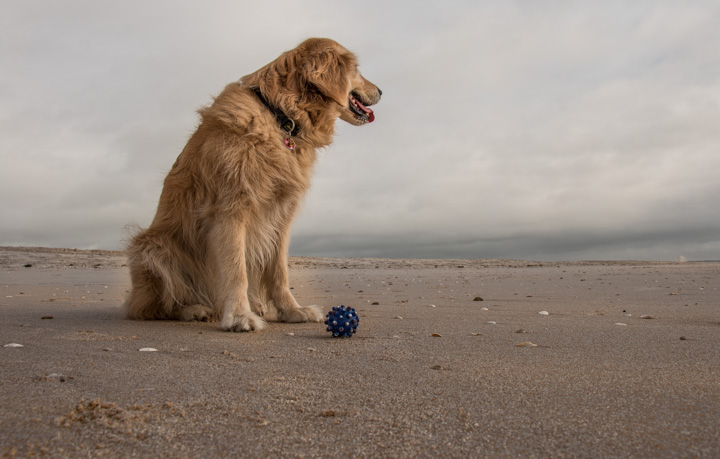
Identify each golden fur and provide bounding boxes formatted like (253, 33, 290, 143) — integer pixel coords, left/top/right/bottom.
(124, 38, 381, 331)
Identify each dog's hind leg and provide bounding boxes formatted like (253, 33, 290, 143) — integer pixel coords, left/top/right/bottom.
(210, 218, 266, 332)
(246, 265, 270, 318)
(124, 263, 167, 320)
(174, 304, 213, 322)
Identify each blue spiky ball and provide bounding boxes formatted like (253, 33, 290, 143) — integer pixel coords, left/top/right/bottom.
(324, 305, 359, 338)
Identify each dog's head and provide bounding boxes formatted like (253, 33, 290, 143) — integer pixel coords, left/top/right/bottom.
(244, 38, 381, 128)
(299, 38, 382, 126)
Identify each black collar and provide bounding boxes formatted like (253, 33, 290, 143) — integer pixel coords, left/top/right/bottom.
(252, 87, 301, 137)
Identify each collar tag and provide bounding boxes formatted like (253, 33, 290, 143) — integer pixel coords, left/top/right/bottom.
(282, 119, 296, 150)
(281, 119, 296, 135)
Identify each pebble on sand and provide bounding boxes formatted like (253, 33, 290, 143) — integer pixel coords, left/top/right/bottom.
(4, 343, 24, 348)
(516, 342, 538, 348)
(614, 323, 628, 326)
(138, 348, 158, 352)
(538, 311, 549, 316)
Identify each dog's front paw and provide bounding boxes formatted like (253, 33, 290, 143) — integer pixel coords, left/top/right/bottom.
(221, 311, 266, 332)
(277, 305, 324, 323)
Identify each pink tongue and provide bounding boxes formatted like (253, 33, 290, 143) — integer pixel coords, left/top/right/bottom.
(355, 98, 375, 123)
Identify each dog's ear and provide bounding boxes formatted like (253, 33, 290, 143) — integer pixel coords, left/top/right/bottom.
(303, 49, 352, 107)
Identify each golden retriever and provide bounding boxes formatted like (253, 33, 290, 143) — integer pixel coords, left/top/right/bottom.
(124, 38, 381, 331)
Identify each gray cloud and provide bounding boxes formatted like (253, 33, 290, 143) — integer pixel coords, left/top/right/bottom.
(2, 0, 719, 260)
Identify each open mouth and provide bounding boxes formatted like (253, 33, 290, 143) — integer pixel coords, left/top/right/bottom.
(348, 92, 375, 123)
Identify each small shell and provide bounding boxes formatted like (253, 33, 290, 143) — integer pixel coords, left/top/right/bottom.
(431, 333, 442, 337)
(394, 316, 403, 319)
(516, 342, 538, 348)
(480, 307, 489, 311)
(487, 321, 497, 325)
(4, 343, 23, 348)
(538, 311, 549, 316)
(46, 373, 66, 382)
(138, 348, 158, 352)
(614, 323, 628, 326)
(640, 315, 654, 319)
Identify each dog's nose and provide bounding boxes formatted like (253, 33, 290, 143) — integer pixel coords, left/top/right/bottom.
(378, 88, 382, 96)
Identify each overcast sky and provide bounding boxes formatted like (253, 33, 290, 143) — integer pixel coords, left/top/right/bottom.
(2, 0, 719, 261)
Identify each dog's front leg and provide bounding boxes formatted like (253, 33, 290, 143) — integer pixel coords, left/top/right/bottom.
(210, 219, 266, 332)
(265, 226, 324, 323)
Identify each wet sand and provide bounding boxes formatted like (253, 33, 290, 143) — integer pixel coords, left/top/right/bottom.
(1, 247, 719, 457)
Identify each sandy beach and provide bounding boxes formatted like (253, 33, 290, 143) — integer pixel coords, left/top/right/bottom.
(1, 246, 718, 457)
